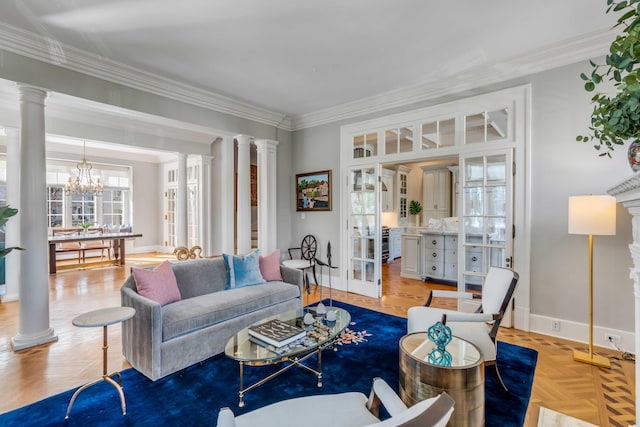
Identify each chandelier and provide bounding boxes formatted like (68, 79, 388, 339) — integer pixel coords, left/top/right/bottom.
(64, 141, 103, 196)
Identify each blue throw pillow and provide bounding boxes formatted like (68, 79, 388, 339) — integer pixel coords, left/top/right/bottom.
(223, 250, 266, 289)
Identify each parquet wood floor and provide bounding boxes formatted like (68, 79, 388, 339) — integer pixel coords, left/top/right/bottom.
(0, 254, 634, 426)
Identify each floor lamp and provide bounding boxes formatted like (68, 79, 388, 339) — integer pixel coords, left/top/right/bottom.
(568, 195, 616, 368)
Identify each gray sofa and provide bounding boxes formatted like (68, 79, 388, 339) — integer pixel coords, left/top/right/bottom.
(121, 257, 303, 380)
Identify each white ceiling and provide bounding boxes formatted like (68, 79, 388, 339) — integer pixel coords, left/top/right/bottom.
(0, 0, 618, 122)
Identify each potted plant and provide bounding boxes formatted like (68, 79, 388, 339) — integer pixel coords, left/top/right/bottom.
(409, 200, 423, 227)
(0, 205, 23, 297)
(578, 0, 640, 169)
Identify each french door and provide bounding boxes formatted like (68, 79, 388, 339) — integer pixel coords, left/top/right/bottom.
(459, 149, 514, 293)
(346, 165, 381, 298)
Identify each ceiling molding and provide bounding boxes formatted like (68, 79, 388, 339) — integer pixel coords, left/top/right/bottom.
(0, 22, 293, 130)
(0, 22, 617, 133)
(289, 29, 617, 131)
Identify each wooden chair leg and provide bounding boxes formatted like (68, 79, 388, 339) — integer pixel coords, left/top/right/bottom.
(487, 362, 508, 393)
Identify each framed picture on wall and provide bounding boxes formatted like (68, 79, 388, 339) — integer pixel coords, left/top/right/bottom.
(296, 170, 332, 211)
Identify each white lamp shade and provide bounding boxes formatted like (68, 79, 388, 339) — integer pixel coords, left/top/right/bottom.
(568, 195, 616, 236)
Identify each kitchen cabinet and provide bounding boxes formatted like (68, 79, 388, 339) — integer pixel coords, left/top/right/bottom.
(388, 227, 405, 261)
(381, 168, 395, 212)
(422, 232, 457, 282)
(400, 233, 421, 279)
(422, 168, 451, 222)
(397, 166, 410, 226)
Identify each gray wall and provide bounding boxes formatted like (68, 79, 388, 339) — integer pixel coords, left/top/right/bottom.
(1, 44, 634, 335)
(290, 60, 635, 334)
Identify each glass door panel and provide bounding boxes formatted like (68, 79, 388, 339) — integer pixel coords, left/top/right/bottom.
(459, 150, 513, 293)
(347, 165, 381, 298)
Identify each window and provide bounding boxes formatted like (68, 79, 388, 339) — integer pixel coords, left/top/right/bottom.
(464, 108, 509, 144)
(71, 193, 96, 226)
(353, 133, 378, 159)
(45, 159, 132, 229)
(385, 126, 413, 154)
(102, 189, 126, 226)
(188, 165, 199, 247)
(421, 118, 455, 150)
(47, 186, 64, 227)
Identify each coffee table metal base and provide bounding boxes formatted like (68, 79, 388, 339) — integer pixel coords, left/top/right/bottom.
(237, 341, 330, 407)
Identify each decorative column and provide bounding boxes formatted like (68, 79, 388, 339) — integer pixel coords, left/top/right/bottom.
(219, 135, 235, 255)
(11, 85, 58, 350)
(608, 173, 640, 426)
(199, 155, 214, 256)
(255, 139, 279, 254)
(176, 153, 188, 248)
(4, 127, 20, 302)
(236, 135, 252, 254)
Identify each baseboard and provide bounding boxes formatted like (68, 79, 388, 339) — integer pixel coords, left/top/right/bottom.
(529, 314, 634, 354)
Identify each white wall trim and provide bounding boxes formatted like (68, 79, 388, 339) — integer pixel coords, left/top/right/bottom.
(0, 22, 616, 132)
(529, 313, 635, 354)
(291, 29, 614, 130)
(0, 22, 291, 130)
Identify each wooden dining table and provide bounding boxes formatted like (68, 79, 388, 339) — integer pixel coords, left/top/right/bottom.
(48, 232, 143, 274)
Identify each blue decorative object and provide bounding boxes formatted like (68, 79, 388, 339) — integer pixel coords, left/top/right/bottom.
(427, 321, 453, 367)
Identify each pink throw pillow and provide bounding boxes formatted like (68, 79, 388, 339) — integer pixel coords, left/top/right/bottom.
(131, 260, 182, 306)
(259, 249, 283, 281)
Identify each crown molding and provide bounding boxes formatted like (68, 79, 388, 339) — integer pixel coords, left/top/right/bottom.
(289, 28, 617, 131)
(0, 22, 617, 133)
(0, 22, 294, 130)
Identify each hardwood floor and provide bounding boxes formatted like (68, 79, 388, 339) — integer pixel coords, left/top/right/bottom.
(0, 254, 635, 426)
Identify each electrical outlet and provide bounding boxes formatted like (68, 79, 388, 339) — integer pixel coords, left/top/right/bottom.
(551, 321, 560, 332)
(605, 333, 621, 345)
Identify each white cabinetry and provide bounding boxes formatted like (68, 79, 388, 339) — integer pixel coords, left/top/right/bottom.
(421, 168, 451, 222)
(422, 232, 457, 282)
(397, 166, 410, 226)
(389, 227, 405, 261)
(465, 235, 483, 286)
(400, 233, 421, 279)
(381, 168, 395, 212)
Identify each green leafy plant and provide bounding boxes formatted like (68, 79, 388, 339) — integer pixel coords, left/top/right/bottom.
(0, 206, 23, 257)
(409, 200, 422, 216)
(81, 222, 91, 233)
(578, 0, 640, 157)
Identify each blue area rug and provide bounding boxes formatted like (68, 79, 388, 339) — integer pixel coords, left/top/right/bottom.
(1, 300, 537, 426)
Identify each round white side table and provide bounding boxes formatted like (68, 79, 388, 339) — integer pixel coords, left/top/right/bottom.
(65, 306, 136, 419)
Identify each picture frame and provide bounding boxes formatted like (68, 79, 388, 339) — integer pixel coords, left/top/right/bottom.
(295, 170, 332, 211)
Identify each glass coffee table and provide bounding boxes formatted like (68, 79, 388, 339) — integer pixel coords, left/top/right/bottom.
(224, 306, 350, 407)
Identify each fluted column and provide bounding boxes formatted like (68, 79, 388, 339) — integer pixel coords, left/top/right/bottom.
(176, 153, 188, 248)
(255, 139, 279, 254)
(11, 85, 58, 350)
(236, 135, 252, 254)
(3, 127, 20, 302)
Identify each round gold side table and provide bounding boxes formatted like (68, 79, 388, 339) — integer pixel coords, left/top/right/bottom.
(399, 332, 484, 427)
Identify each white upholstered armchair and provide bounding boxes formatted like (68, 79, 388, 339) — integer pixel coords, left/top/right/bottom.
(407, 267, 519, 391)
(216, 377, 454, 427)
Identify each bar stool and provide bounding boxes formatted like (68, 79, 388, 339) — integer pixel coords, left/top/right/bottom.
(65, 306, 136, 419)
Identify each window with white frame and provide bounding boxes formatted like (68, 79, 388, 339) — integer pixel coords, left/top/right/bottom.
(48, 159, 132, 229)
(47, 186, 64, 227)
(188, 164, 199, 248)
(0, 156, 132, 230)
(102, 189, 126, 226)
(71, 193, 96, 226)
